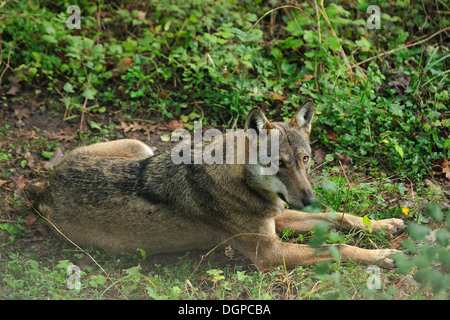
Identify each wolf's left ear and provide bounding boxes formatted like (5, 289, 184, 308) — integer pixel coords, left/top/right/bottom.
(245, 107, 274, 134)
(289, 99, 315, 134)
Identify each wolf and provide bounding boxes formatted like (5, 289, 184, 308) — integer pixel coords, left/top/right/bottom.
(28, 100, 405, 269)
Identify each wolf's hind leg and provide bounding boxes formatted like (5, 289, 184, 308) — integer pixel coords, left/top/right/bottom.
(70, 139, 154, 158)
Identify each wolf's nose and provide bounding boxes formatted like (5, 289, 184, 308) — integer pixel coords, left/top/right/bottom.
(303, 196, 317, 206)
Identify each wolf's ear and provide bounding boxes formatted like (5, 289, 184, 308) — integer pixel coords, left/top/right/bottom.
(245, 107, 274, 134)
(289, 99, 314, 134)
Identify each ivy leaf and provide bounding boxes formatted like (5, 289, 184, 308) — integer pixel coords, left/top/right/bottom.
(389, 103, 404, 117)
(63, 82, 75, 93)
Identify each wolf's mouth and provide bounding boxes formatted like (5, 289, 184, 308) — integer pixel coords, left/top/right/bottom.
(277, 193, 287, 203)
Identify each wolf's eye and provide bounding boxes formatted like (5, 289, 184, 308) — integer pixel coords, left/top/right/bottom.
(278, 159, 285, 167)
(303, 156, 309, 163)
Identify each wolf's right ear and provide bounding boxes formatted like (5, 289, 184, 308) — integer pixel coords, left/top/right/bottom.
(289, 99, 315, 134)
(245, 107, 274, 134)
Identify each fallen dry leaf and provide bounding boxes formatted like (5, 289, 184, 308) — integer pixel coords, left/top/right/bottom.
(120, 121, 149, 133)
(158, 90, 169, 99)
(136, 11, 146, 21)
(270, 92, 285, 101)
(44, 147, 64, 169)
(23, 152, 39, 169)
(314, 149, 326, 165)
(6, 84, 20, 95)
(52, 127, 77, 143)
(22, 129, 41, 140)
(13, 106, 30, 120)
(326, 130, 338, 142)
(111, 57, 133, 77)
(24, 213, 37, 228)
(432, 158, 450, 181)
(14, 175, 27, 197)
(335, 152, 351, 166)
(166, 119, 184, 131)
(6, 73, 25, 95)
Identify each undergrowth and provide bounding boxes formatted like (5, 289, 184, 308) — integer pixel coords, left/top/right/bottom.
(0, 0, 448, 179)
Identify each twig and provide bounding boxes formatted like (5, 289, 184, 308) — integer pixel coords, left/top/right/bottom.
(313, 0, 321, 44)
(0, 43, 13, 87)
(247, 5, 298, 35)
(343, 26, 450, 72)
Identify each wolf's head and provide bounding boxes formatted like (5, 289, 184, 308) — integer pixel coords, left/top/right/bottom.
(245, 100, 316, 209)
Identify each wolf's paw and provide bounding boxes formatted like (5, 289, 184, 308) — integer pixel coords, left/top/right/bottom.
(374, 249, 402, 269)
(372, 218, 406, 235)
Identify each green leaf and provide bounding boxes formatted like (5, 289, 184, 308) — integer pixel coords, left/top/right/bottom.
(136, 248, 146, 259)
(147, 286, 168, 300)
(82, 88, 96, 100)
(389, 103, 404, 117)
(325, 154, 334, 162)
(437, 247, 450, 266)
(169, 286, 181, 300)
(123, 264, 142, 276)
(314, 261, 332, 275)
(89, 275, 106, 288)
(394, 144, 404, 159)
(407, 223, 430, 241)
(281, 37, 304, 49)
(160, 134, 171, 142)
(327, 245, 341, 261)
(28, 67, 37, 77)
(108, 44, 123, 55)
(308, 221, 330, 247)
(56, 259, 73, 269)
(285, 20, 304, 37)
(63, 82, 75, 93)
(392, 253, 414, 274)
(416, 269, 448, 294)
(363, 215, 372, 233)
(41, 151, 54, 159)
(328, 37, 341, 51)
(434, 229, 449, 247)
(426, 204, 443, 223)
(42, 35, 57, 44)
(321, 179, 337, 194)
(401, 238, 417, 254)
(89, 121, 102, 131)
(355, 37, 371, 50)
(397, 183, 407, 195)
